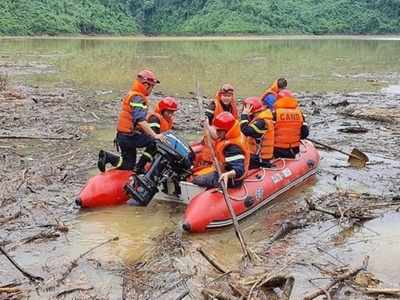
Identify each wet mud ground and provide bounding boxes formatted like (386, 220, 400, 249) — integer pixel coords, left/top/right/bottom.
(1, 61, 400, 299)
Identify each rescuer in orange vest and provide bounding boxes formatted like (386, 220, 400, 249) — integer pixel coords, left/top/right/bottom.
(192, 112, 249, 188)
(97, 69, 166, 172)
(194, 83, 239, 170)
(135, 97, 178, 174)
(273, 89, 309, 158)
(205, 84, 238, 125)
(240, 97, 274, 169)
(260, 78, 288, 111)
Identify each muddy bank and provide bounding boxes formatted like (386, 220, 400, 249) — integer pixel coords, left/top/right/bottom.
(1, 60, 400, 299)
(123, 192, 400, 299)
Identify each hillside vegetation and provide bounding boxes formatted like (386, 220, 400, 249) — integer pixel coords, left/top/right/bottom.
(1, 0, 399, 35)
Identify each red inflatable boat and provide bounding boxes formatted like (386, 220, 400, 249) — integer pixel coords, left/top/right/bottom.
(77, 169, 132, 208)
(77, 140, 319, 232)
(183, 140, 319, 232)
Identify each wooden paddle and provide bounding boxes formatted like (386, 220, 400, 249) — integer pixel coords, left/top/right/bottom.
(307, 138, 369, 167)
(195, 81, 252, 261)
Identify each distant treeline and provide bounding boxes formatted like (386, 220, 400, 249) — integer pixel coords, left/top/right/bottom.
(1, 0, 399, 35)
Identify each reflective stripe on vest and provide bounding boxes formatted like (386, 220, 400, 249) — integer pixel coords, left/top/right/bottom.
(147, 112, 172, 132)
(215, 121, 249, 180)
(247, 110, 274, 160)
(225, 154, 245, 162)
(117, 91, 148, 134)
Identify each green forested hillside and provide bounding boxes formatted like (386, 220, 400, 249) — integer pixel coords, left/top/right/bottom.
(0, 0, 137, 35)
(1, 0, 399, 35)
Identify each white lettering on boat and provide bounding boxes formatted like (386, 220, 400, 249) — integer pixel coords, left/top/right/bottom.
(271, 173, 283, 184)
(271, 168, 292, 184)
(282, 168, 292, 178)
(255, 187, 264, 201)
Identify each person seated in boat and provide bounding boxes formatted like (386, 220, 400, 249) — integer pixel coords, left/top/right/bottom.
(97, 69, 167, 172)
(192, 112, 249, 189)
(240, 97, 274, 169)
(260, 78, 288, 111)
(193, 84, 239, 171)
(205, 83, 238, 125)
(135, 97, 179, 174)
(273, 89, 309, 159)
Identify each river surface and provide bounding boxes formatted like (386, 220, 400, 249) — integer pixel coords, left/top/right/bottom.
(2, 36, 400, 96)
(1, 36, 400, 298)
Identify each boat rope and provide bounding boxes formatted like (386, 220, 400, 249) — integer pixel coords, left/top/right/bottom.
(245, 168, 266, 182)
(227, 183, 249, 201)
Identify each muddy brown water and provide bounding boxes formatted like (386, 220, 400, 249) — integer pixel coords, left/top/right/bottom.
(1, 36, 400, 299)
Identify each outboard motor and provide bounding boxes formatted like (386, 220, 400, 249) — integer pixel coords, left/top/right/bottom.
(125, 132, 194, 206)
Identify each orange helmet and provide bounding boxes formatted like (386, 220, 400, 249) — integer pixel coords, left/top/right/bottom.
(243, 96, 264, 113)
(219, 83, 234, 95)
(277, 89, 294, 99)
(159, 97, 178, 112)
(137, 69, 160, 85)
(213, 112, 236, 131)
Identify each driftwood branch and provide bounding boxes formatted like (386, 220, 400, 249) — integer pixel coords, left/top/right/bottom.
(229, 283, 247, 298)
(0, 245, 44, 282)
(0, 287, 22, 293)
(175, 290, 190, 300)
(57, 236, 119, 284)
(364, 288, 400, 297)
(0, 135, 73, 140)
(259, 275, 295, 300)
(22, 230, 60, 244)
(270, 220, 307, 244)
(305, 198, 341, 218)
(197, 247, 228, 274)
(281, 276, 295, 300)
(305, 198, 377, 221)
(303, 256, 369, 300)
(55, 286, 93, 298)
(202, 288, 239, 300)
(247, 264, 291, 300)
(0, 211, 22, 225)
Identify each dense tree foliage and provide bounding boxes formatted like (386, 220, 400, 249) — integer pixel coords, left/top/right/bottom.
(1, 0, 399, 35)
(0, 0, 137, 35)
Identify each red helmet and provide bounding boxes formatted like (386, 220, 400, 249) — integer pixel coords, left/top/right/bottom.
(243, 96, 264, 113)
(213, 112, 236, 131)
(219, 83, 234, 95)
(159, 97, 178, 112)
(277, 89, 293, 99)
(137, 69, 160, 85)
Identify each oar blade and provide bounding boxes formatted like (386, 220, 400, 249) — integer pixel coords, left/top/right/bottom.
(348, 148, 369, 168)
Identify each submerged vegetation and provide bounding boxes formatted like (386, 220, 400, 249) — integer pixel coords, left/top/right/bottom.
(0, 0, 400, 35)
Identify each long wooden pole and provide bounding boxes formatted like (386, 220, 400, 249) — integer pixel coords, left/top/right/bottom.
(307, 138, 366, 161)
(196, 81, 251, 260)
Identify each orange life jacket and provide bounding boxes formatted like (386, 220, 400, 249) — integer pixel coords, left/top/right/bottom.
(215, 120, 249, 180)
(146, 102, 173, 132)
(213, 93, 238, 121)
(260, 80, 280, 103)
(274, 96, 303, 149)
(247, 109, 274, 160)
(117, 80, 149, 134)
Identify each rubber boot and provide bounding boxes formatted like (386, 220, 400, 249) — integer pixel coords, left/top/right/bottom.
(97, 150, 121, 172)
